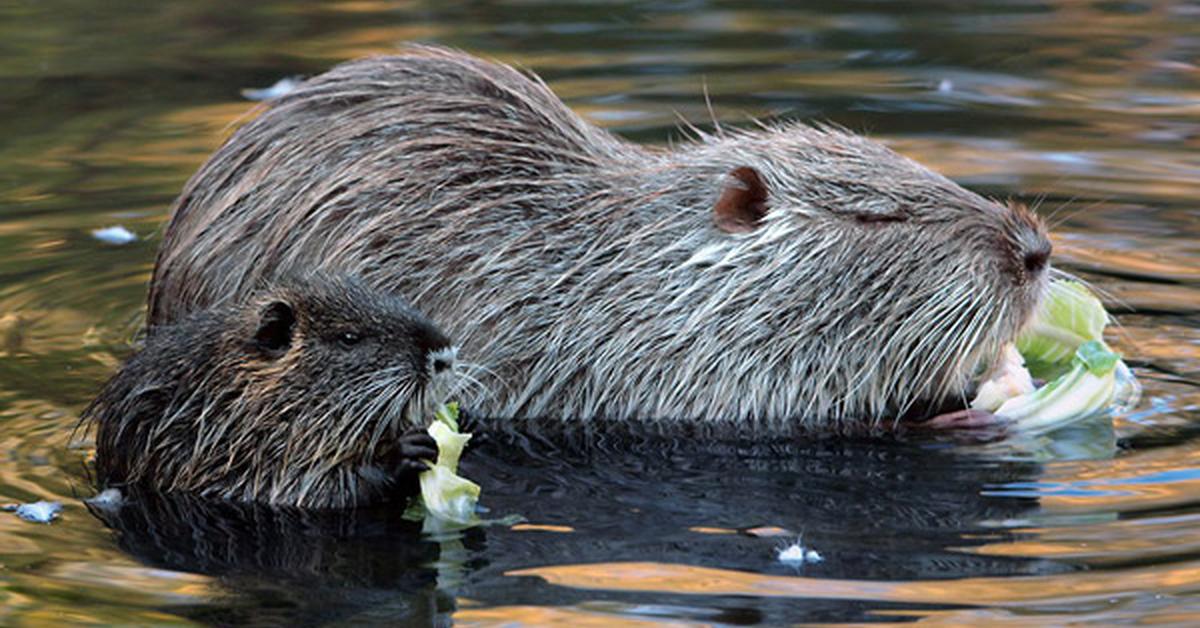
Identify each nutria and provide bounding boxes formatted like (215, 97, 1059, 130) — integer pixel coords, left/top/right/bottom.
(148, 46, 1052, 433)
(84, 274, 460, 508)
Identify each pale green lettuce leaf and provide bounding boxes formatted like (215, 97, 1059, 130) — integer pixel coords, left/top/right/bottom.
(418, 404, 480, 527)
(972, 280, 1140, 434)
(1016, 280, 1108, 379)
(993, 341, 1121, 432)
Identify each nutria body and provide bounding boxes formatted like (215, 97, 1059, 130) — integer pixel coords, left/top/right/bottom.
(85, 275, 459, 508)
(149, 47, 1052, 433)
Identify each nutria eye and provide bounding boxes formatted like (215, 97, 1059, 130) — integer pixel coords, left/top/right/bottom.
(337, 332, 362, 347)
(853, 211, 908, 224)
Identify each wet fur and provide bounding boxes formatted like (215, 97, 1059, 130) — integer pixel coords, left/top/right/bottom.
(85, 275, 458, 508)
(149, 47, 1051, 433)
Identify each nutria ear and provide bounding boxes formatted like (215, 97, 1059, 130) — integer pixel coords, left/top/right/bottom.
(713, 166, 769, 234)
(254, 301, 295, 355)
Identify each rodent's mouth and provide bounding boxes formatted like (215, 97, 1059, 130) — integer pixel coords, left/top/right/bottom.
(408, 376, 465, 427)
(901, 336, 1011, 424)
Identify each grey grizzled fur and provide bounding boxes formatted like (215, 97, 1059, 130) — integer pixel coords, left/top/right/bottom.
(85, 274, 460, 508)
(148, 46, 1052, 433)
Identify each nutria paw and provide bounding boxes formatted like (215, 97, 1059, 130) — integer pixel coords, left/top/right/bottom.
(455, 406, 484, 436)
(391, 427, 440, 473)
(912, 409, 1011, 442)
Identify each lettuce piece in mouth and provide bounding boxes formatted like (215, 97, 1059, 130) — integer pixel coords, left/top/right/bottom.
(973, 280, 1140, 434)
(970, 344, 1036, 413)
(418, 403, 480, 527)
(989, 341, 1123, 432)
(1015, 280, 1108, 379)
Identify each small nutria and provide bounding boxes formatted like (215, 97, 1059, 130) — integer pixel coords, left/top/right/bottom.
(148, 46, 1052, 433)
(84, 274, 460, 508)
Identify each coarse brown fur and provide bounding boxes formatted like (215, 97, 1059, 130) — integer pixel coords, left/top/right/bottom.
(84, 274, 462, 508)
(148, 46, 1053, 434)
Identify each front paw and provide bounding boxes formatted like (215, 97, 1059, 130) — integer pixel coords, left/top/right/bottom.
(382, 426, 439, 474)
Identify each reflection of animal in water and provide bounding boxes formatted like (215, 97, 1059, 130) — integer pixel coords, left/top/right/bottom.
(468, 430, 1067, 583)
(148, 46, 1052, 433)
(82, 274, 458, 508)
(88, 433, 1067, 625)
(86, 488, 452, 626)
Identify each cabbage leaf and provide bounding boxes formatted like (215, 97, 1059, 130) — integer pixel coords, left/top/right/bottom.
(417, 403, 481, 528)
(972, 280, 1139, 434)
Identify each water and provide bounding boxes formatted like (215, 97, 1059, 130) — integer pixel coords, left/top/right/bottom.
(2, 0, 1199, 624)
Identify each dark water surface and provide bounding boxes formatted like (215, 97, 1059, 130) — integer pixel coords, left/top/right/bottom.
(3, 0, 1200, 625)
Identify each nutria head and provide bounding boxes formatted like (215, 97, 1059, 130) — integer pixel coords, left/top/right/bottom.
(651, 125, 1053, 427)
(86, 274, 460, 508)
(145, 48, 1051, 432)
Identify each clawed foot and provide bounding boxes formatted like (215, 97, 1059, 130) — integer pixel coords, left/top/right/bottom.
(386, 426, 439, 474)
(456, 406, 479, 433)
(911, 409, 1011, 441)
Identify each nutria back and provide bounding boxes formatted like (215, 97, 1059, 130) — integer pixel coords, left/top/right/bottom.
(149, 46, 1052, 433)
(85, 274, 459, 508)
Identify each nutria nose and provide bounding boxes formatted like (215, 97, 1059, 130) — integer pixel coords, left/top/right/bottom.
(427, 344, 457, 376)
(1006, 202, 1052, 279)
(1023, 241, 1051, 274)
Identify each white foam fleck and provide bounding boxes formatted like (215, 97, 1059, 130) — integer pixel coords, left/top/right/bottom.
(92, 226, 137, 245)
(241, 77, 303, 101)
(86, 488, 124, 509)
(777, 539, 824, 565)
(14, 501, 62, 523)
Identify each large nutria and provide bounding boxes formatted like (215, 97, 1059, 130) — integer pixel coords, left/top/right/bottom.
(148, 46, 1052, 433)
(84, 274, 460, 508)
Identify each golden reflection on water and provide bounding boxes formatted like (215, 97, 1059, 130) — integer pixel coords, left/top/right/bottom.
(47, 561, 212, 602)
(455, 604, 704, 627)
(511, 523, 575, 533)
(1111, 322, 1200, 375)
(1051, 234, 1200, 284)
(871, 605, 1199, 626)
(509, 560, 1200, 607)
(155, 102, 268, 158)
(1105, 282, 1200, 316)
(292, 25, 447, 61)
(1026, 443, 1200, 513)
(2, 561, 212, 627)
(0, 307, 98, 357)
(688, 526, 737, 535)
(960, 520, 1200, 564)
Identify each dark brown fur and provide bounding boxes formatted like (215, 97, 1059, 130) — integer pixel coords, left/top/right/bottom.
(84, 274, 458, 508)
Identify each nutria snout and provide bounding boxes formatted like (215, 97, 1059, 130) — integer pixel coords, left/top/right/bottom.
(83, 274, 460, 508)
(147, 46, 1053, 433)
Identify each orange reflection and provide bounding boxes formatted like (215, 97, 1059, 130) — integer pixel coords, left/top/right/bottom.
(1032, 443, 1200, 513)
(292, 25, 444, 61)
(958, 527, 1200, 562)
(688, 526, 736, 535)
(744, 526, 791, 538)
(510, 561, 1200, 606)
(454, 604, 702, 627)
(511, 523, 575, 533)
(1050, 234, 1200, 283)
(1110, 322, 1200, 364)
